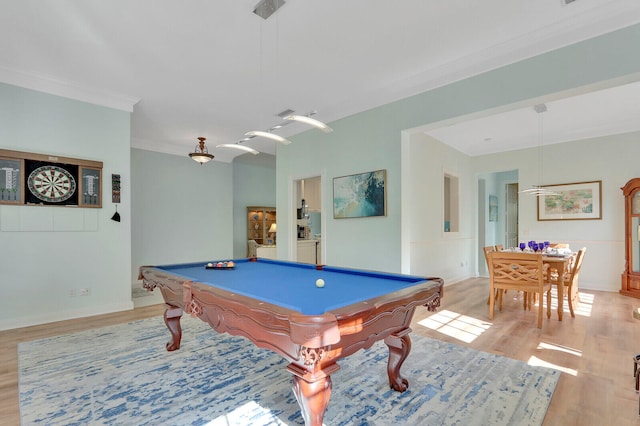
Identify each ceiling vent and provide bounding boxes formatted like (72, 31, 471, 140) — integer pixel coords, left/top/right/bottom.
(253, 0, 286, 20)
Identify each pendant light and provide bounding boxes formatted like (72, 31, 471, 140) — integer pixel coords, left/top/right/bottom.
(244, 130, 292, 145)
(283, 114, 333, 133)
(188, 137, 214, 164)
(519, 104, 558, 196)
(216, 142, 259, 155)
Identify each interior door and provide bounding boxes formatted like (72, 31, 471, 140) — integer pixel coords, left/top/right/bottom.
(505, 183, 518, 249)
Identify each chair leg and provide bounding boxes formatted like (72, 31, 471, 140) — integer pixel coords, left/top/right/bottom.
(546, 289, 551, 319)
(567, 284, 577, 318)
(487, 289, 502, 306)
(537, 291, 543, 329)
(489, 287, 495, 320)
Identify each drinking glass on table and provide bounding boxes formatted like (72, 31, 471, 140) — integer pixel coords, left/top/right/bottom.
(519, 243, 526, 251)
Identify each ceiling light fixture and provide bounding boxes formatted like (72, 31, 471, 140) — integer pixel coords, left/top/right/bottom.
(519, 104, 559, 196)
(188, 137, 214, 164)
(283, 114, 333, 133)
(216, 143, 259, 155)
(244, 130, 292, 145)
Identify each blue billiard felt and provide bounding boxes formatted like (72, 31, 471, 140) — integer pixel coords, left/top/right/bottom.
(155, 258, 430, 315)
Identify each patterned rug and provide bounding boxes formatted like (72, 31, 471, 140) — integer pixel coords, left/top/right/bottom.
(19, 316, 559, 425)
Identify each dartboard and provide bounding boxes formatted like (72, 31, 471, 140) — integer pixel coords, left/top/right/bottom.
(27, 165, 77, 203)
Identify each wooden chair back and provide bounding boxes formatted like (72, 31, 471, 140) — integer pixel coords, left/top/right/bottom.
(569, 247, 586, 283)
(488, 251, 551, 328)
(489, 252, 547, 292)
(483, 245, 496, 267)
(546, 247, 586, 318)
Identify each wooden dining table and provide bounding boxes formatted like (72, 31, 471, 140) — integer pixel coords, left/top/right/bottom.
(542, 254, 575, 321)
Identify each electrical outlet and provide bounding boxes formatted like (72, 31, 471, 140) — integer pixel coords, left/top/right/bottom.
(79, 288, 90, 296)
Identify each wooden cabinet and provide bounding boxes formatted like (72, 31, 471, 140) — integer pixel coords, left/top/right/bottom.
(621, 178, 640, 298)
(304, 177, 321, 212)
(297, 177, 321, 212)
(247, 206, 276, 246)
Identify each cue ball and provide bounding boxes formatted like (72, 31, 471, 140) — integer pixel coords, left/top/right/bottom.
(316, 279, 325, 288)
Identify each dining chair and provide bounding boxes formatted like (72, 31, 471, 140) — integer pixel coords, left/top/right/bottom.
(547, 247, 586, 318)
(483, 246, 504, 308)
(488, 251, 551, 329)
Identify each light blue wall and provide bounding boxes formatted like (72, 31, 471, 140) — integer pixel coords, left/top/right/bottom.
(232, 155, 276, 258)
(0, 83, 132, 330)
(131, 148, 234, 278)
(276, 23, 640, 286)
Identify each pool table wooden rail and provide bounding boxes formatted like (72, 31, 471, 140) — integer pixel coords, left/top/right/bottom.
(139, 264, 443, 426)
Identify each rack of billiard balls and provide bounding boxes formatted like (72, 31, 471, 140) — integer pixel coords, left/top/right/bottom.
(205, 261, 235, 269)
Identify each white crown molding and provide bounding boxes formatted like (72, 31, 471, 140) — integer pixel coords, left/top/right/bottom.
(0, 66, 140, 112)
(329, 2, 640, 124)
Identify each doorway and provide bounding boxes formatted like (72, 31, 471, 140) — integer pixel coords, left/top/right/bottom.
(505, 183, 519, 249)
(294, 176, 323, 264)
(477, 169, 519, 276)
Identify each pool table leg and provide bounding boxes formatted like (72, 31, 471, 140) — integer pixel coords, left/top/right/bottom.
(163, 306, 183, 351)
(291, 374, 332, 426)
(385, 329, 411, 392)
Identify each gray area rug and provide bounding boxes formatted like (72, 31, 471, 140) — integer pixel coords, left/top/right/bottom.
(19, 315, 559, 425)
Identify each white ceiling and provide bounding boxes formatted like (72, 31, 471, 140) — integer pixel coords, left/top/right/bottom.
(1, 0, 639, 162)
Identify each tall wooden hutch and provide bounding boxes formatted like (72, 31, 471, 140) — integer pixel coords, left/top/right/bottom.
(621, 178, 640, 298)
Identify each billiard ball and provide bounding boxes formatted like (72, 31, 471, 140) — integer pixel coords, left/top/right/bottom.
(207, 262, 213, 267)
(315, 279, 325, 288)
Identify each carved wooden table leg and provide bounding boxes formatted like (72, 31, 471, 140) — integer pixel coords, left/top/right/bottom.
(384, 329, 412, 392)
(291, 374, 332, 426)
(164, 306, 183, 351)
(287, 356, 340, 426)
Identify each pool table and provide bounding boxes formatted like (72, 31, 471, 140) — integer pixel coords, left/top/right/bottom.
(139, 258, 443, 426)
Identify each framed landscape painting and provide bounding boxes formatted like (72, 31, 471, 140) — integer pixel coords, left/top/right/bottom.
(333, 169, 386, 219)
(537, 180, 602, 221)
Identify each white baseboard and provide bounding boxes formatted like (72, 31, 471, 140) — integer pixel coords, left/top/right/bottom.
(0, 301, 135, 332)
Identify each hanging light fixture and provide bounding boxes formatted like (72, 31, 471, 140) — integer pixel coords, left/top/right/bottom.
(188, 137, 214, 164)
(216, 142, 259, 155)
(283, 114, 333, 133)
(244, 130, 292, 145)
(519, 104, 559, 197)
(243, 110, 331, 150)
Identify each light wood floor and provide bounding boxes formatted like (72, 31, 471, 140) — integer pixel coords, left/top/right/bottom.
(1, 278, 639, 425)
